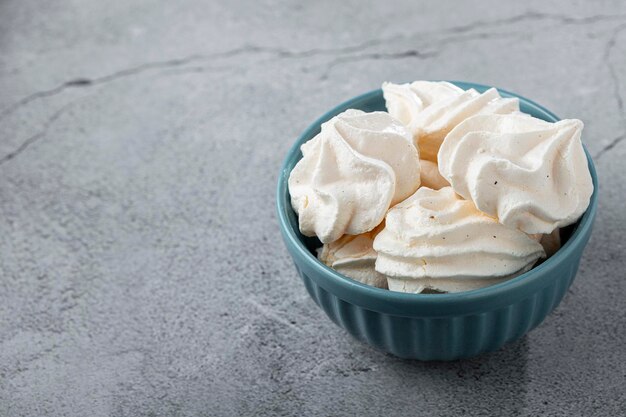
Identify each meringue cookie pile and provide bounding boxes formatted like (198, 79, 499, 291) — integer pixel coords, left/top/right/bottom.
(382, 81, 520, 161)
(288, 81, 593, 293)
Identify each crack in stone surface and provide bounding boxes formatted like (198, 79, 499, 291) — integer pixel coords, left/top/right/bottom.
(152, 64, 243, 79)
(594, 133, 626, 159)
(443, 10, 626, 33)
(604, 24, 626, 119)
(0, 10, 623, 164)
(245, 298, 304, 333)
(0, 102, 74, 165)
(320, 49, 438, 80)
(319, 31, 526, 80)
(0, 44, 396, 121)
(0, 55, 223, 122)
(596, 23, 626, 159)
(5, 346, 58, 378)
(2, 10, 625, 123)
(431, 31, 527, 49)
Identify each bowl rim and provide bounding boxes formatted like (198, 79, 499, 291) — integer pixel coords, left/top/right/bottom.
(276, 81, 598, 314)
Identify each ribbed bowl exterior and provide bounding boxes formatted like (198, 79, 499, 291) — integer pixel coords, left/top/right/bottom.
(285, 242, 586, 360)
(277, 82, 598, 361)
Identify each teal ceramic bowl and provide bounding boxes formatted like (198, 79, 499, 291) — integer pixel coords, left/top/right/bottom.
(276, 82, 598, 360)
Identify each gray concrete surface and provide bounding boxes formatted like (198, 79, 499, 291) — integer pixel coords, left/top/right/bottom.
(0, 1, 624, 416)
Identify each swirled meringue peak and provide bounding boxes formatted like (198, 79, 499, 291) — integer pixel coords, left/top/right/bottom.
(318, 224, 387, 288)
(373, 187, 545, 293)
(382, 81, 463, 129)
(438, 114, 593, 234)
(383, 82, 520, 161)
(289, 109, 420, 243)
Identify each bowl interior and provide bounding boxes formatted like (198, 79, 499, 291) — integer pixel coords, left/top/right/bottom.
(277, 81, 598, 303)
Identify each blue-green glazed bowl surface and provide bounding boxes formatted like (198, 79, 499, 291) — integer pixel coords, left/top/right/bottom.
(276, 81, 598, 360)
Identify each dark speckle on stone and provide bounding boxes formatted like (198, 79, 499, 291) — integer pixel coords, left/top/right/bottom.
(65, 78, 93, 86)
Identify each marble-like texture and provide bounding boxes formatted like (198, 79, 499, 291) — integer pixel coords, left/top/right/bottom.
(0, 1, 624, 416)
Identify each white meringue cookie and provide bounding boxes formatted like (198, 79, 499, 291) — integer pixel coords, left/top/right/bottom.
(382, 82, 519, 161)
(387, 275, 515, 294)
(382, 81, 464, 129)
(419, 160, 450, 190)
(318, 224, 387, 288)
(373, 187, 545, 293)
(289, 109, 420, 243)
(438, 114, 593, 234)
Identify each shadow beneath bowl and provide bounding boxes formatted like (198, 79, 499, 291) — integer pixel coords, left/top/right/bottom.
(379, 336, 530, 414)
